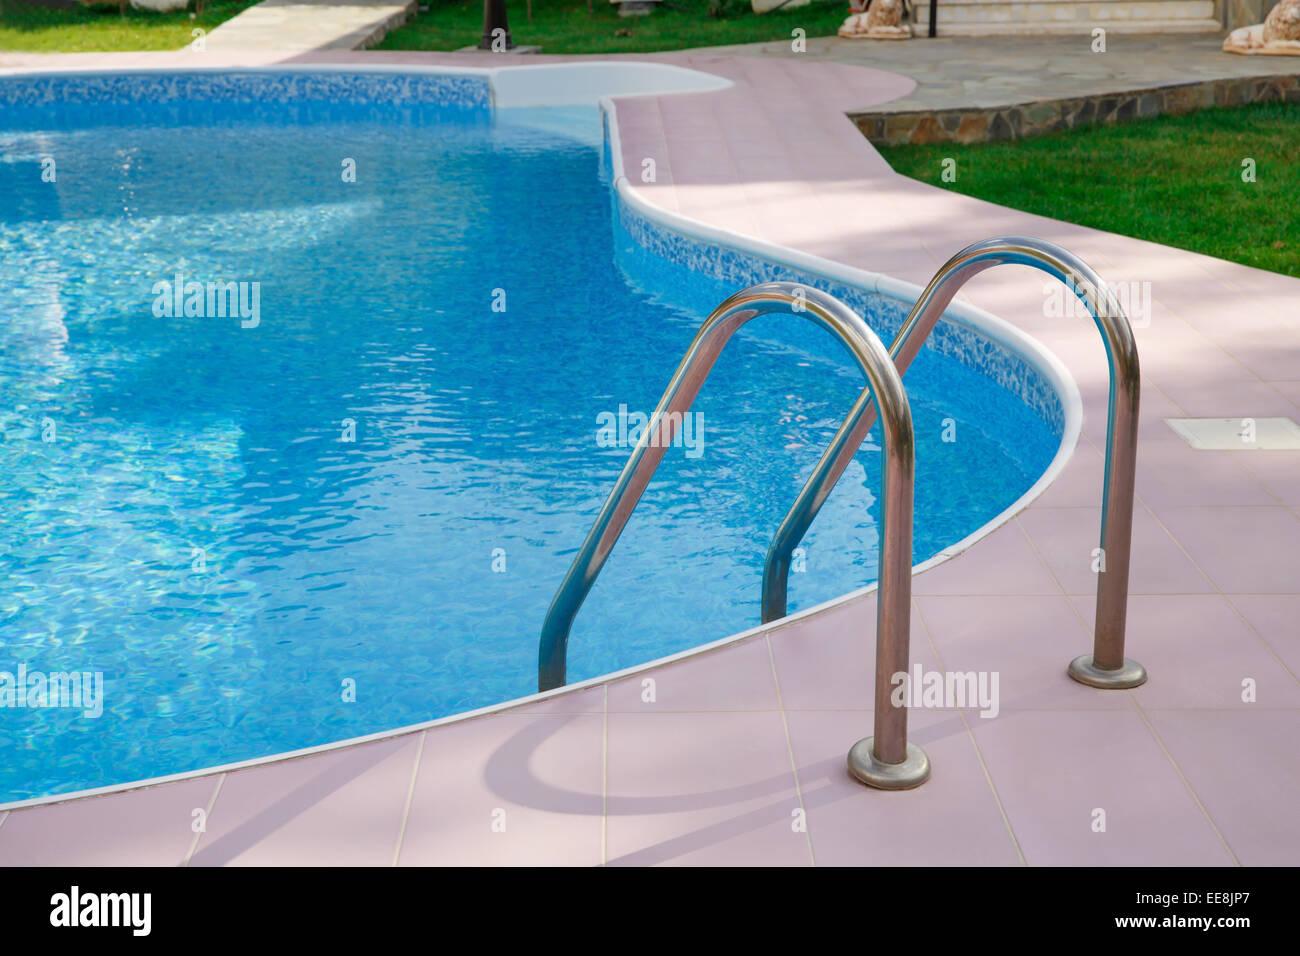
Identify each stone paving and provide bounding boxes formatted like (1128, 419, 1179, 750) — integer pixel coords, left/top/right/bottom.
(855, 71, 1300, 143)
(699, 33, 1300, 142)
(198, 0, 416, 53)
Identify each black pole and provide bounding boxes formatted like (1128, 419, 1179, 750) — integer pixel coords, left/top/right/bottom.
(479, 0, 514, 50)
(928, 0, 936, 37)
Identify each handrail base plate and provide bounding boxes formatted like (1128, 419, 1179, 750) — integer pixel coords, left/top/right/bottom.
(1068, 655, 1148, 689)
(848, 738, 931, 790)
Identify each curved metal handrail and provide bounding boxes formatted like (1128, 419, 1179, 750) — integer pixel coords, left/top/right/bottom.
(538, 281, 930, 787)
(761, 235, 1146, 689)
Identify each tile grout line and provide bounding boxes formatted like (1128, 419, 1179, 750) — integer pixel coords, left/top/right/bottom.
(705, 91, 769, 244)
(647, 94, 679, 214)
(765, 632, 815, 867)
(1131, 703, 1242, 867)
(601, 683, 608, 868)
(1142, 293, 1274, 390)
(391, 731, 426, 868)
(1012, 513, 1073, 604)
(1013, 460, 1132, 642)
(591, 704, 1300, 714)
(1221, 594, 1300, 689)
(1018, 432, 1253, 860)
(1132, 496, 1223, 592)
(958, 704, 1029, 867)
(1233, 452, 1298, 510)
(913, 598, 1027, 867)
(1127, 484, 1300, 859)
(1112, 401, 1300, 685)
(1023, 503, 1293, 512)
(1129, 389, 1285, 509)
(1153, 272, 1300, 393)
(183, 773, 225, 868)
(1137, 499, 1300, 686)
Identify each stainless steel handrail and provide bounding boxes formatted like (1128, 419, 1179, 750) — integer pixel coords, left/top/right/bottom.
(538, 281, 931, 789)
(761, 236, 1147, 690)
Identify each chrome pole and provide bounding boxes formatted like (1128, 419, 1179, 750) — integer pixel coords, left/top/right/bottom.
(761, 236, 1146, 689)
(537, 282, 929, 788)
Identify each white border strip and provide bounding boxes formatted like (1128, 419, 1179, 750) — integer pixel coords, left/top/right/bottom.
(0, 62, 1081, 813)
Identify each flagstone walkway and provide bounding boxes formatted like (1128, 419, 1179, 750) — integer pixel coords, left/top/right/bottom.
(197, 0, 416, 53)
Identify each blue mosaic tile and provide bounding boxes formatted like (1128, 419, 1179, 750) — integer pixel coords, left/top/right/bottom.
(612, 190, 1066, 436)
(0, 70, 490, 109)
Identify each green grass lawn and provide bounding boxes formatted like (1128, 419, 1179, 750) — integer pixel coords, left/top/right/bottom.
(877, 102, 1300, 279)
(0, 0, 848, 53)
(0, 0, 257, 52)
(378, 0, 847, 54)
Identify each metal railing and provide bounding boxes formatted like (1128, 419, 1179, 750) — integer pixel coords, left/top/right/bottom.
(535, 236, 1145, 793)
(762, 236, 1147, 690)
(537, 281, 932, 789)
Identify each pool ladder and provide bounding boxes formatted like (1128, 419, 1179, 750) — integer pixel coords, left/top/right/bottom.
(538, 236, 1146, 791)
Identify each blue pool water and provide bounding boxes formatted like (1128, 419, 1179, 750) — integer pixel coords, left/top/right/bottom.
(0, 83, 1058, 803)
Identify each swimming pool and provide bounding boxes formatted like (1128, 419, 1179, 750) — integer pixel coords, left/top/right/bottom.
(0, 69, 1067, 805)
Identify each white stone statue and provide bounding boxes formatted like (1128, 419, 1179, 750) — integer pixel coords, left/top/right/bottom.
(838, 0, 911, 40)
(1224, 0, 1300, 55)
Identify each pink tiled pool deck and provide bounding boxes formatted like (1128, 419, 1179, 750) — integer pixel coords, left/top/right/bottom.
(1, 50, 1296, 867)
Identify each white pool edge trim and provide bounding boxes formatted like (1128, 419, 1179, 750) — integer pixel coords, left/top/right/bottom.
(0, 61, 1083, 814)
